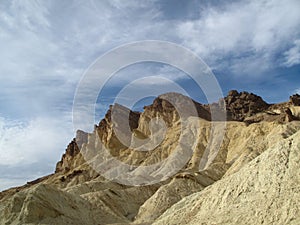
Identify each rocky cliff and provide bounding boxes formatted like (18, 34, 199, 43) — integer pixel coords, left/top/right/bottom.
(0, 90, 300, 225)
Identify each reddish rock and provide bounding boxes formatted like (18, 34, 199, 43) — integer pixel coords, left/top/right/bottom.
(290, 94, 300, 106)
(223, 90, 269, 121)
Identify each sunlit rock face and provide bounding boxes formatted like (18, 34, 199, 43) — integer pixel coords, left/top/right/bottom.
(1, 91, 300, 225)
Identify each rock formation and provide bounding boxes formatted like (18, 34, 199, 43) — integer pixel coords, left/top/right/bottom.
(290, 94, 300, 106)
(154, 130, 300, 225)
(0, 91, 300, 225)
(288, 106, 300, 120)
(223, 90, 270, 121)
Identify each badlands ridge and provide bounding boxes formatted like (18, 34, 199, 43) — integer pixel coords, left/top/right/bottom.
(0, 90, 300, 225)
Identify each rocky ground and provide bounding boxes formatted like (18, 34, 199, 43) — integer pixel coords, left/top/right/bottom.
(0, 91, 300, 225)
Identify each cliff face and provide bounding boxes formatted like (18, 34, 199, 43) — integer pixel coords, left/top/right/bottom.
(154, 130, 300, 225)
(224, 90, 270, 121)
(0, 91, 300, 225)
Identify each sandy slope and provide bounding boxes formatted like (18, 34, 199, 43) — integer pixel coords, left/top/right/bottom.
(0, 119, 299, 225)
(1, 92, 300, 225)
(154, 129, 300, 225)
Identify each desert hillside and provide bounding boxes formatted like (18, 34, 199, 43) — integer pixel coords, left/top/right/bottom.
(0, 91, 300, 225)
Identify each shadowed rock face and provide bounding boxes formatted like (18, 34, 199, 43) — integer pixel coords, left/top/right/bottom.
(144, 93, 211, 123)
(290, 94, 300, 106)
(224, 90, 270, 121)
(1, 91, 300, 225)
(55, 138, 80, 173)
(97, 103, 140, 151)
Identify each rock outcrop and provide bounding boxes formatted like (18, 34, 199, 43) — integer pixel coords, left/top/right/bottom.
(288, 106, 300, 120)
(223, 90, 270, 121)
(1, 91, 300, 225)
(55, 138, 81, 173)
(290, 94, 300, 106)
(153, 130, 300, 225)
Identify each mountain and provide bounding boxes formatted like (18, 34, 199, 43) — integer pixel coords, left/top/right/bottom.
(0, 91, 300, 225)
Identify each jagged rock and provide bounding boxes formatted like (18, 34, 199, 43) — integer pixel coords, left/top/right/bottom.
(138, 92, 210, 136)
(1, 91, 300, 225)
(153, 131, 300, 225)
(55, 139, 80, 173)
(286, 106, 300, 121)
(76, 130, 88, 149)
(224, 90, 269, 121)
(290, 94, 300, 106)
(97, 104, 140, 152)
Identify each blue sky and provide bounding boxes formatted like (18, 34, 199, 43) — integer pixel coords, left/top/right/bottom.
(0, 0, 300, 190)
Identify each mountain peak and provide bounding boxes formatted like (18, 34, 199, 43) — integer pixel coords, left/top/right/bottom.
(1, 91, 300, 225)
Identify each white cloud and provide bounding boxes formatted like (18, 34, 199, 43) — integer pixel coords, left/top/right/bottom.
(0, 116, 73, 166)
(176, 0, 300, 75)
(105, 63, 189, 86)
(0, 115, 74, 190)
(0, 0, 171, 119)
(10, 0, 51, 30)
(0, 178, 27, 191)
(283, 40, 300, 67)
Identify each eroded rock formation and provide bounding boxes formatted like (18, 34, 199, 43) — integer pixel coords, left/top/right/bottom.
(1, 91, 300, 225)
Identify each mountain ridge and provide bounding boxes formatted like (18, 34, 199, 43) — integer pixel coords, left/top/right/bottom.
(0, 90, 300, 225)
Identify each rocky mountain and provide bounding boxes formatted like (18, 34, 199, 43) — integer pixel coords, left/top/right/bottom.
(0, 90, 300, 225)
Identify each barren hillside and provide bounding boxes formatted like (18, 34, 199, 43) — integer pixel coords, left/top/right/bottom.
(1, 91, 300, 225)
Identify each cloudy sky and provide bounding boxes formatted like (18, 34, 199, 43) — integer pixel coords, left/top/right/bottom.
(0, 0, 300, 190)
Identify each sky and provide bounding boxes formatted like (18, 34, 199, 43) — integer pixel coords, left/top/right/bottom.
(0, 0, 300, 191)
